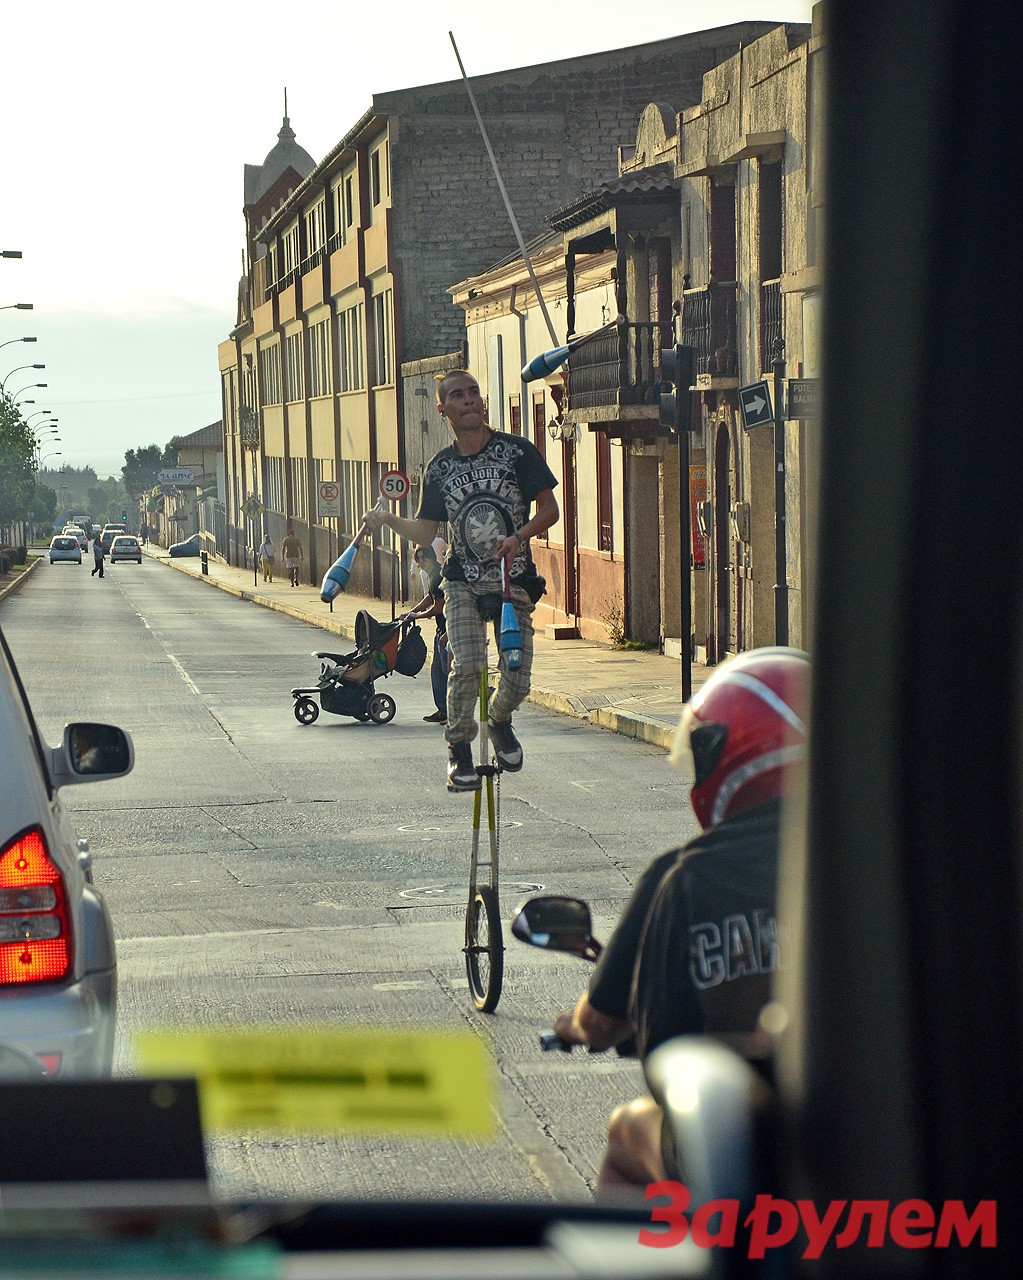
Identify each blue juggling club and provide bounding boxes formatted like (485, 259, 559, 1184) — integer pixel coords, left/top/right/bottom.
(499, 560, 523, 671)
(320, 500, 382, 602)
(520, 316, 625, 384)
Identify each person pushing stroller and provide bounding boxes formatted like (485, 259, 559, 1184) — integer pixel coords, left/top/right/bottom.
(361, 370, 559, 791)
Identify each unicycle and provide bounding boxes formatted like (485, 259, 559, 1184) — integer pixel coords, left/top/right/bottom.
(463, 654, 504, 1013)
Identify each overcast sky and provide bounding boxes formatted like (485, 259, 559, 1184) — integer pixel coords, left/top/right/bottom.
(2, 0, 813, 478)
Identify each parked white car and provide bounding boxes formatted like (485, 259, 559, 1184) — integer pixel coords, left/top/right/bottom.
(0, 624, 133, 1077)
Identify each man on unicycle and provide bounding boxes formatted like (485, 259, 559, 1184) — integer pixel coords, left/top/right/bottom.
(362, 369, 559, 791)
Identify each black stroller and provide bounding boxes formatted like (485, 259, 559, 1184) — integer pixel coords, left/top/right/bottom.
(291, 610, 427, 725)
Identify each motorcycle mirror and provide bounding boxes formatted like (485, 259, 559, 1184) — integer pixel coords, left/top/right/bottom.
(510, 896, 600, 959)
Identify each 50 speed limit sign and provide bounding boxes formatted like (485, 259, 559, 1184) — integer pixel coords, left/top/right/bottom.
(379, 469, 410, 502)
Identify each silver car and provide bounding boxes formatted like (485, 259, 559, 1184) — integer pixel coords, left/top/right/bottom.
(48, 536, 82, 565)
(0, 625, 133, 1077)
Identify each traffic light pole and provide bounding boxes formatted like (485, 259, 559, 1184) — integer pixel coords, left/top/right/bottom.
(662, 300, 693, 703)
(773, 340, 789, 645)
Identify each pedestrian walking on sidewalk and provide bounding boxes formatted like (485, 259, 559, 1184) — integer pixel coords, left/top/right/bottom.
(362, 370, 559, 790)
(282, 525, 304, 587)
(90, 534, 106, 578)
(258, 534, 275, 583)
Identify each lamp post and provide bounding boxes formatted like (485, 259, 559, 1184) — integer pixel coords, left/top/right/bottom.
(39, 452, 61, 468)
(24, 409, 54, 424)
(12, 383, 46, 402)
(1, 363, 44, 394)
(2, 250, 23, 259)
(0, 303, 33, 312)
(0, 337, 37, 355)
(239, 404, 260, 587)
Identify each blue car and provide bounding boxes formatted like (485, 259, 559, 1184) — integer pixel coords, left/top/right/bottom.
(168, 534, 200, 558)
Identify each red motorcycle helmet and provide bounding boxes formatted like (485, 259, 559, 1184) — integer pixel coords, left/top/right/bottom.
(671, 647, 810, 829)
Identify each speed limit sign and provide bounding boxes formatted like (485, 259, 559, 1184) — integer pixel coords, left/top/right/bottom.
(379, 469, 410, 502)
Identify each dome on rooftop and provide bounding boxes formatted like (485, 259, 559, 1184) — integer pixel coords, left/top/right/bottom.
(254, 115, 315, 203)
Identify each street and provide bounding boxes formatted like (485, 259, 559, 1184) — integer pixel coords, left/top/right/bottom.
(1, 557, 699, 1203)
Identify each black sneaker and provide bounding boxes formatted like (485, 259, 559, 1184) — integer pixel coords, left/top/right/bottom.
(447, 742, 481, 792)
(489, 719, 523, 772)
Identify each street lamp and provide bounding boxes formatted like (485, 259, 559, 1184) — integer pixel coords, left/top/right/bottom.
(0, 337, 37, 354)
(1, 363, 44, 394)
(0, 303, 33, 311)
(2, 250, 23, 259)
(11, 383, 46, 401)
(24, 409, 53, 423)
(39, 452, 61, 468)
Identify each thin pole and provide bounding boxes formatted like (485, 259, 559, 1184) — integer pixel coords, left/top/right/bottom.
(449, 32, 559, 346)
(773, 339, 789, 644)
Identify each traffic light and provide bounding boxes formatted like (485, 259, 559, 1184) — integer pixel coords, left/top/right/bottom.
(659, 344, 696, 432)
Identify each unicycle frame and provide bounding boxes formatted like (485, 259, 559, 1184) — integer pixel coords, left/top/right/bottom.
(464, 648, 504, 1012)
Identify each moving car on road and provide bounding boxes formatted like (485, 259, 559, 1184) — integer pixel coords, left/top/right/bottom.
(109, 535, 142, 564)
(61, 527, 89, 552)
(48, 536, 82, 565)
(0, 623, 134, 1076)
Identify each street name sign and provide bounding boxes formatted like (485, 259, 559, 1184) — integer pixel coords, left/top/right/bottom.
(787, 377, 821, 419)
(738, 381, 774, 430)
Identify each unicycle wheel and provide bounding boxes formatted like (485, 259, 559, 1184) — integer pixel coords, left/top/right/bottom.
(464, 884, 504, 1013)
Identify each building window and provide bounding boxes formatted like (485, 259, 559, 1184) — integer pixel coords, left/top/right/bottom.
(283, 331, 305, 402)
(340, 459, 369, 543)
(304, 200, 325, 266)
(338, 302, 366, 392)
(370, 141, 389, 207)
(345, 174, 355, 229)
(265, 455, 286, 514)
(596, 430, 613, 552)
(531, 394, 549, 543)
(289, 457, 308, 520)
(371, 290, 394, 386)
(259, 343, 282, 406)
(308, 318, 332, 398)
(281, 222, 301, 283)
(509, 396, 521, 435)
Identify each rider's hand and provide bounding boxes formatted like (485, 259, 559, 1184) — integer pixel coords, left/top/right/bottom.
(362, 506, 387, 534)
(493, 534, 520, 576)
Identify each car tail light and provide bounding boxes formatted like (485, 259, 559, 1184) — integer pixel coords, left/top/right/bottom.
(0, 827, 73, 984)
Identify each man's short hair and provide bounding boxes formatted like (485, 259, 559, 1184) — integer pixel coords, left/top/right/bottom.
(435, 368, 474, 404)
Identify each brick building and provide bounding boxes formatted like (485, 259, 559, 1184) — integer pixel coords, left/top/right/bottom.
(217, 24, 782, 594)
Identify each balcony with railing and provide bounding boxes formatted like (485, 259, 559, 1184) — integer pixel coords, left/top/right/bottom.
(680, 280, 738, 380)
(759, 278, 783, 372)
(566, 320, 674, 417)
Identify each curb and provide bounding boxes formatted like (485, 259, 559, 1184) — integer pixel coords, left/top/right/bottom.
(0, 555, 43, 605)
(152, 551, 676, 749)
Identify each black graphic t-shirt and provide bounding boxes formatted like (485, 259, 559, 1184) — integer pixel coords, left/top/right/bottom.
(416, 432, 557, 586)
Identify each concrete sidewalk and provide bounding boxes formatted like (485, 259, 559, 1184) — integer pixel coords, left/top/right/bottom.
(148, 546, 710, 751)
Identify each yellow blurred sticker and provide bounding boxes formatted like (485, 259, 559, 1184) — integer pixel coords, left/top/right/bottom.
(135, 1026, 495, 1137)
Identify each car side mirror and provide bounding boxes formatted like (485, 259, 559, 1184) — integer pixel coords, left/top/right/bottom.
(49, 723, 135, 787)
(510, 895, 601, 960)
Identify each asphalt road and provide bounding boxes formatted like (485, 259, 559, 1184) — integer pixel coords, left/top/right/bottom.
(1, 556, 700, 1203)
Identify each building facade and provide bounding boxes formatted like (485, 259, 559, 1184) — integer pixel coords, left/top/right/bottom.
(217, 24, 784, 598)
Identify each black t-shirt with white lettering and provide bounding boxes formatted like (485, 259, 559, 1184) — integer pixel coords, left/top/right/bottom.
(586, 800, 782, 1059)
(632, 799, 782, 1060)
(416, 431, 557, 587)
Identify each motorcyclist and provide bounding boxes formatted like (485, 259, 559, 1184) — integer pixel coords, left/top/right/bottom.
(552, 646, 810, 1195)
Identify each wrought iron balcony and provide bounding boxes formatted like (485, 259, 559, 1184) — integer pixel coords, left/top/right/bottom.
(681, 281, 738, 377)
(566, 320, 674, 412)
(759, 278, 783, 371)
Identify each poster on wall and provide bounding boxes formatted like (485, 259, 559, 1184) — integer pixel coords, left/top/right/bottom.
(690, 465, 707, 569)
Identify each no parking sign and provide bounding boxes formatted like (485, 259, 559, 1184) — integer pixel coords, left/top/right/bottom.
(317, 480, 341, 519)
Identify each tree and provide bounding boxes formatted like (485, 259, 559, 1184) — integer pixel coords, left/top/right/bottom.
(122, 445, 176, 504)
(0, 393, 36, 538)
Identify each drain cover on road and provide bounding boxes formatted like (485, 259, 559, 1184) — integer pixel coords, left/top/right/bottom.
(399, 881, 544, 901)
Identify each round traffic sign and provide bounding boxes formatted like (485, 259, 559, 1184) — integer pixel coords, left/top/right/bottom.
(318, 481, 339, 502)
(379, 469, 410, 502)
